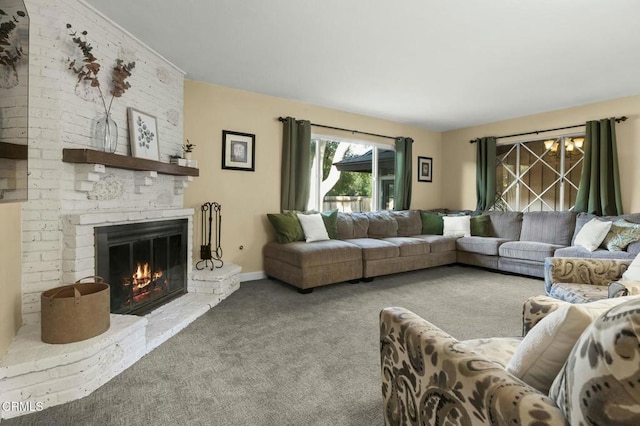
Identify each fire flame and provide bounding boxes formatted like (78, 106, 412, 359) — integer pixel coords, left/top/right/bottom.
(132, 262, 163, 289)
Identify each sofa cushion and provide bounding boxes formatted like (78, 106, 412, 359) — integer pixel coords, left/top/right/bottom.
(336, 212, 354, 240)
(628, 240, 640, 256)
(487, 211, 523, 240)
(344, 238, 399, 261)
(456, 236, 510, 256)
(420, 211, 443, 235)
(337, 212, 370, 239)
(573, 218, 612, 251)
(443, 215, 470, 237)
(351, 213, 370, 238)
(499, 241, 562, 262)
(547, 283, 610, 303)
(320, 210, 338, 239)
(390, 210, 422, 237)
(622, 252, 640, 281)
(506, 296, 633, 394)
(263, 240, 361, 268)
(601, 218, 640, 251)
(572, 212, 640, 245)
(411, 235, 457, 253)
(267, 212, 304, 244)
(554, 246, 637, 260)
(366, 212, 398, 238)
(470, 214, 490, 237)
(549, 297, 640, 425)
(382, 237, 430, 257)
(296, 213, 330, 242)
(520, 211, 576, 245)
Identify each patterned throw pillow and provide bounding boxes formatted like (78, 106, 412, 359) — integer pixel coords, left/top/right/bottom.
(549, 297, 640, 425)
(601, 219, 640, 251)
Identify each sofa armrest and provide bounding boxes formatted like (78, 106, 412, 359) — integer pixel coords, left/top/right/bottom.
(544, 257, 630, 294)
(608, 280, 640, 298)
(522, 295, 569, 336)
(380, 307, 564, 425)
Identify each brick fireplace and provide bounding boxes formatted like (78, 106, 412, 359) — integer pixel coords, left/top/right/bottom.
(0, 0, 239, 421)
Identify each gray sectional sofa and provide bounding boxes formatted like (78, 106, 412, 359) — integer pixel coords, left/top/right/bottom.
(263, 209, 640, 292)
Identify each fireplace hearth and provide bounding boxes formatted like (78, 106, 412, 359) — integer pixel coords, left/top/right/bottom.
(95, 219, 188, 315)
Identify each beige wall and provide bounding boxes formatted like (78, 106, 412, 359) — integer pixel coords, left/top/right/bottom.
(0, 203, 22, 356)
(442, 95, 640, 212)
(183, 80, 441, 274)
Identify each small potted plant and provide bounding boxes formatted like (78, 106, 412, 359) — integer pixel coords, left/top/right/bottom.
(183, 141, 195, 160)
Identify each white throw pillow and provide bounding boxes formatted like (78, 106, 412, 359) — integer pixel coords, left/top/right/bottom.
(442, 215, 470, 238)
(574, 218, 612, 251)
(296, 213, 329, 242)
(622, 252, 640, 281)
(505, 296, 635, 393)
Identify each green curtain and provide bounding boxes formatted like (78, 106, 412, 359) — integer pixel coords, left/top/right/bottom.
(281, 117, 311, 212)
(575, 118, 623, 215)
(394, 137, 413, 210)
(475, 136, 497, 211)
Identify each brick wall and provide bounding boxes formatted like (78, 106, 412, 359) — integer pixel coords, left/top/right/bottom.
(21, 0, 187, 324)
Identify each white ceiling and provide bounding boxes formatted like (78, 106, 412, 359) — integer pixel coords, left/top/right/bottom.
(84, 0, 640, 131)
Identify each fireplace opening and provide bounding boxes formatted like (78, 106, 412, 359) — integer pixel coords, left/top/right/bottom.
(95, 219, 188, 315)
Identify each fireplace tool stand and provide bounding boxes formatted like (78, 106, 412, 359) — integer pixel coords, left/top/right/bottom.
(196, 202, 223, 270)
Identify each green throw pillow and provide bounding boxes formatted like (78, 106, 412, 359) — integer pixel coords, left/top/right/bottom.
(601, 219, 640, 251)
(267, 212, 304, 244)
(420, 212, 444, 235)
(470, 215, 490, 237)
(321, 210, 338, 239)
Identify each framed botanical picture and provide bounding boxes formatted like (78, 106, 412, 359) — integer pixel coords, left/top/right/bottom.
(417, 156, 433, 182)
(128, 108, 159, 161)
(222, 130, 255, 171)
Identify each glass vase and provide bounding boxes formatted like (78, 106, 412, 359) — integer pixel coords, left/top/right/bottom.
(94, 113, 118, 153)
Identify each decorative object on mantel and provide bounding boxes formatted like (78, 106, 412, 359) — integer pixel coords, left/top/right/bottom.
(183, 140, 195, 160)
(127, 107, 159, 161)
(66, 23, 135, 154)
(417, 156, 433, 182)
(40, 276, 110, 344)
(196, 201, 223, 270)
(222, 130, 255, 171)
(169, 154, 187, 166)
(0, 7, 26, 82)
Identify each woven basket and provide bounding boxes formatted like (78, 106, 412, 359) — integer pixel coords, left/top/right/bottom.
(41, 276, 110, 344)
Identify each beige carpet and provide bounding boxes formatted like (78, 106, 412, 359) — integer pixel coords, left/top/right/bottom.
(3, 265, 546, 426)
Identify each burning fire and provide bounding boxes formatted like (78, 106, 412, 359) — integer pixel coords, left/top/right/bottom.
(132, 262, 163, 289)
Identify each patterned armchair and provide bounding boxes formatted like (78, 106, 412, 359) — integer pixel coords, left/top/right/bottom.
(380, 296, 640, 425)
(544, 257, 633, 302)
(380, 307, 564, 425)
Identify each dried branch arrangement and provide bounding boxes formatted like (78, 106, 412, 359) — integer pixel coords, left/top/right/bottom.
(66, 23, 136, 115)
(0, 8, 26, 78)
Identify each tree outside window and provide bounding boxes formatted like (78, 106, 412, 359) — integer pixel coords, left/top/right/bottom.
(308, 137, 395, 212)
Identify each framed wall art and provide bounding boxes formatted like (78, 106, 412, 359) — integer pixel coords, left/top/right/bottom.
(222, 130, 255, 171)
(417, 156, 433, 182)
(128, 108, 159, 161)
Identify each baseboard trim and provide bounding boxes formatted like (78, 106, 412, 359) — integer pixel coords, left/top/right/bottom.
(240, 271, 267, 282)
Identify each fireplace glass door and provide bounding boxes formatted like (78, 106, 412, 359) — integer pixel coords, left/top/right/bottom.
(95, 219, 187, 315)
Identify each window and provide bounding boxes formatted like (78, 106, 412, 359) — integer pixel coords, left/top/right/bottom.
(494, 135, 584, 212)
(308, 136, 395, 212)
